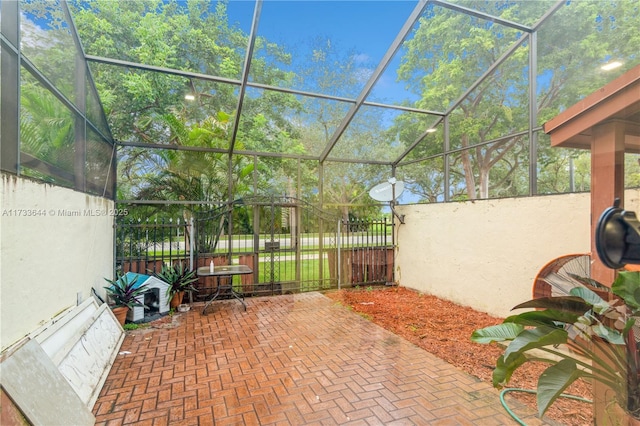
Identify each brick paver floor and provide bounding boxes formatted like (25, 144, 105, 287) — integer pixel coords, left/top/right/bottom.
(93, 292, 558, 425)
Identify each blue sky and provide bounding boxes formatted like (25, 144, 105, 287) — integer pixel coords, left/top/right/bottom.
(226, 1, 421, 103)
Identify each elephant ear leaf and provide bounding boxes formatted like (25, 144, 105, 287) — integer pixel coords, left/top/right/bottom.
(503, 309, 579, 327)
(537, 359, 583, 417)
(513, 296, 592, 314)
(612, 271, 640, 311)
(569, 286, 609, 314)
(471, 323, 524, 344)
(492, 353, 528, 388)
(503, 327, 567, 365)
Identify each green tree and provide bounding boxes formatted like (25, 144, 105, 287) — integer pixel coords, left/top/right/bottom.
(130, 112, 253, 209)
(397, 1, 640, 200)
(534, 0, 640, 195)
(68, 0, 301, 205)
(625, 154, 640, 189)
(398, 2, 535, 200)
(293, 37, 401, 220)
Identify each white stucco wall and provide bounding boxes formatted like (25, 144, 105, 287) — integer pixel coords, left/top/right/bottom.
(395, 190, 640, 318)
(1, 174, 114, 352)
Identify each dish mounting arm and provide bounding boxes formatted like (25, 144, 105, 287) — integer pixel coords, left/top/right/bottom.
(390, 200, 405, 224)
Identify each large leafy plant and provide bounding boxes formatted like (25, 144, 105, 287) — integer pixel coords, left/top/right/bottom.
(472, 271, 640, 419)
(104, 273, 149, 310)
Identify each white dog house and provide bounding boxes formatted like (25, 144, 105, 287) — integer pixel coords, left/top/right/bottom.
(124, 272, 170, 322)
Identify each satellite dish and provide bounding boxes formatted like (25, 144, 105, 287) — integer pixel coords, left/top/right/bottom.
(369, 180, 404, 202)
(369, 179, 405, 224)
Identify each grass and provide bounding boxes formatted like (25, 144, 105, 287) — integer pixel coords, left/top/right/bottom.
(139, 228, 393, 258)
(255, 258, 330, 282)
(123, 323, 147, 330)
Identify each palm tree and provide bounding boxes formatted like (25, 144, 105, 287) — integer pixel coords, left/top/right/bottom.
(20, 83, 75, 184)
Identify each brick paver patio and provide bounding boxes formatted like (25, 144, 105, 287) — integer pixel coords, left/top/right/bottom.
(93, 292, 557, 425)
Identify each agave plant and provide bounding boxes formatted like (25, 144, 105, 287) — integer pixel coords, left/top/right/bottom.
(154, 262, 199, 298)
(103, 273, 149, 310)
(471, 271, 640, 420)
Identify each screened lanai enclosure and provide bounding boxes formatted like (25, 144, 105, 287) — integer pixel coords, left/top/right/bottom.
(2, 0, 639, 295)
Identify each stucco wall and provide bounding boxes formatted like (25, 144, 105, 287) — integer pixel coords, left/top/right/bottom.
(395, 190, 640, 318)
(1, 174, 114, 352)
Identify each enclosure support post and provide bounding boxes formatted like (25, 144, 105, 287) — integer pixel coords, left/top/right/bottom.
(73, 39, 87, 192)
(337, 219, 342, 289)
(528, 31, 538, 196)
(444, 116, 450, 202)
(189, 217, 194, 303)
(1, 0, 20, 174)
(189, 217, 195, 271)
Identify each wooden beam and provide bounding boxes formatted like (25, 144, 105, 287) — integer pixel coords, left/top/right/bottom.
(590, 121, 626, 286)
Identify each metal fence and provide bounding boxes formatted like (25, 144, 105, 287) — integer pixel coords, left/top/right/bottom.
(115, 210, 396, 301)
(338, 218, 395, 286)
(115, 218, 192, 275)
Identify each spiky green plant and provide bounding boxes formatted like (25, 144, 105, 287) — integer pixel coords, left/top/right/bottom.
(103, 273, 149, 310)
(154, 262, 199, 298)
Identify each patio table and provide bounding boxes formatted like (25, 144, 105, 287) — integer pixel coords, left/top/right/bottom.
(197, 265, 252, 314)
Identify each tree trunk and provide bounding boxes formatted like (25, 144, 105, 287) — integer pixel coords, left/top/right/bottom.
(460, 136, 477, 199)
(479, 167, 490, 199)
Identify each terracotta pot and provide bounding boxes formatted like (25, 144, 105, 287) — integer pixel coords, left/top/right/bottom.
(112, 306, 128, 326)
(170, 291, 184, 309)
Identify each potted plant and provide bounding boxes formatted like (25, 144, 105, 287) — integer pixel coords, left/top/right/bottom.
(471, 271, 640, 423)
(103, 273, 149, 325)
(154, 262, 198, 309)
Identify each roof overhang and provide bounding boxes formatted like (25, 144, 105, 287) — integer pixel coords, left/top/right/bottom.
(543, 64, 640, 152)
